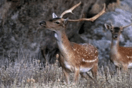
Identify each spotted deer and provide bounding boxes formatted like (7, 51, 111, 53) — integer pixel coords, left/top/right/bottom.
(40, 2, 105, 84)
(104, 23, 132, 71)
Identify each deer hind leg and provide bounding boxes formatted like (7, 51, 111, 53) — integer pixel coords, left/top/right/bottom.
(91, 63, 98, 79)
(86, 73, 97, 84)
(122, 64, 128, 72)
(80, 72, 89, 80)
(80, 72, 92, 80)
(80, 72, 97, 84)
(63, 69, 70, 84)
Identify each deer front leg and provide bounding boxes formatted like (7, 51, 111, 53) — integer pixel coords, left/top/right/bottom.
(74, 67, 80, 84)
(63, 69, 70, 84)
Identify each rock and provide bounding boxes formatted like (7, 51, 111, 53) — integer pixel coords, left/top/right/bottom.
(80, 0, 132, 61)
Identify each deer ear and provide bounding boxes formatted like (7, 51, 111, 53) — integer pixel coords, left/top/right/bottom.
(120, 27, 124, 32)
(52, 13, 58, 19)
(63, 18, 68, 25)
(104, 23, 112, 30)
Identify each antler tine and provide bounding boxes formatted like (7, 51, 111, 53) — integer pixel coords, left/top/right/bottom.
(60, 2, 81, 18)
(67, 4, 106, 22)
(121, 23, 132, 29)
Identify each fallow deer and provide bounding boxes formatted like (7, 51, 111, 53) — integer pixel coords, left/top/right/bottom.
(40, 2, 106, 84)
(104, 23, 132, 71)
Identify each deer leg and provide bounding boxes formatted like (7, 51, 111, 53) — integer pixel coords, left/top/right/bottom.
(63, 69, 70, 84)
(122, 64, 128, 72)
(91, 63, 98, 79)
(86, 72, 97, 84)
(74, 68, 80, 84)
(80, 72, 92, 81)
(80, 72, 97, 85)
(80, 72, 88, 79)
(84, 64, 98, 84)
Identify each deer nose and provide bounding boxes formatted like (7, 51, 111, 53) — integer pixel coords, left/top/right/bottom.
(113, 35, 118, 39)
(39, 21, 46, 26)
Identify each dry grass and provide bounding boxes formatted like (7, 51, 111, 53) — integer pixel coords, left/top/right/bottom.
(0, 51, 132, 88)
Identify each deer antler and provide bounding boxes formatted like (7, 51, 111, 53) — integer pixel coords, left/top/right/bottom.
(60, 2, 81, 18)
(67, 4, 106, 22)
(121, 23, 132, 29)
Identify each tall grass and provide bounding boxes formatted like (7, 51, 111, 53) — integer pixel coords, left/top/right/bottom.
(0, 51, 132, 88)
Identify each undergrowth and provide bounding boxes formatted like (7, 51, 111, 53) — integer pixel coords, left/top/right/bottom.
(0, 51, 132, 88)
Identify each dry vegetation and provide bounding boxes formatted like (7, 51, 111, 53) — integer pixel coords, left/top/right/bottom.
(0, 50, 132, 88)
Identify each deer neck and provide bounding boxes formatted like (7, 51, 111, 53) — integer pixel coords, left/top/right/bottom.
(54, 29, 74, 59)
(111, 38, 119, 54)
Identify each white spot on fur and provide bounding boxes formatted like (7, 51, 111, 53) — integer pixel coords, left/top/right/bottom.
(95, 50, 97, 53)
(73, 48, 76, 51)
(82, 58, 97, 63)
(127, 56, 132, 58)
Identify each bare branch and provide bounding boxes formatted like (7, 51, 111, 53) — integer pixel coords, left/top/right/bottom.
(60, 2, 81, 18)
(67, 4, 106, 22)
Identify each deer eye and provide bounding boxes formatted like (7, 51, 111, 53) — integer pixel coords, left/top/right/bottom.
(55, 21, 60, 24)
(110, 30, 113, 32)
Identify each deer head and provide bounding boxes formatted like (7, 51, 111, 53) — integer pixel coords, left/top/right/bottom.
(40, 2, 106, 32)
(104, 23, 132, 40)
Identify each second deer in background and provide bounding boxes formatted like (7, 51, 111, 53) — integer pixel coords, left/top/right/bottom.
(104, 23, 132, 71)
